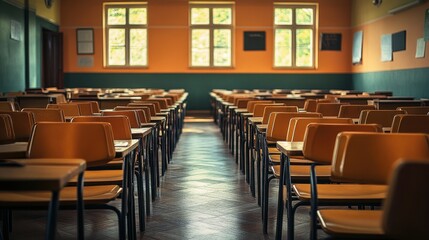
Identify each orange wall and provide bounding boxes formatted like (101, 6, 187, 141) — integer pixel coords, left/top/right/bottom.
(61, 0, 352, 74)
(351, 1, 429, 73)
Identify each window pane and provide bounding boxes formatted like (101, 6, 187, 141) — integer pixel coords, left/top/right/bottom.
(191, 8, 209, 25)
(108, 8, 126, 25)
(129, 8, 147, 25)
(130, 29, 147, 66)
(296, 29, 313, 67)
(274, 8, 292, 25)
(213, 8, 232, 25)
(214, 29, 231, 66)
(296, 8, 313, 25)
(191, 29, 210, 66)
(108, 29, 126, 65)
(274, 29, 292, 67)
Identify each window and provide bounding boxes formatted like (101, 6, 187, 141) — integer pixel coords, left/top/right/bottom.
(104, 3, 148, 67)
(190, 3, 234, 67)
(274, 4, 317, 68)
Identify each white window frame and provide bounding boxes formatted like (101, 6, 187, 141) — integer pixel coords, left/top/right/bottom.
(103, 2, 148, 67)
(273, 3, 318, 69)
(189, 2, 234, 68)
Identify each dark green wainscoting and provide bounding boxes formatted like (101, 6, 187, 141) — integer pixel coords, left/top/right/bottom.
(64, 73, 352, 110)
(353, 67, 429, 99)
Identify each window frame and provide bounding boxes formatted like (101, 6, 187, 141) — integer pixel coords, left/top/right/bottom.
(189, 2, 235, 68)
(273, 3, 318, 69)
(103, 2, 148, 68)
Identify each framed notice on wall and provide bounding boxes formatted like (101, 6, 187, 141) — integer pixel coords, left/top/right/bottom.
(320, 33, 342, 51)
(76, 28, 94, 55)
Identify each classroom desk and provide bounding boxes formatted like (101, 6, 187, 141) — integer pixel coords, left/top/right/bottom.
(114, 139, 139, 240)
(0, 142, 27, 159)
(275, 141, 304, 240)
(0, 159, 86, 240)
(131, 127, 153, 228)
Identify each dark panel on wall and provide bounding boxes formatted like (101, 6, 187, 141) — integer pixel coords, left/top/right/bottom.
(64, 73, 352, 110)
(353, 67, 429, 99)
(35, 16, 59, 88)
(0, 0, 25, 93)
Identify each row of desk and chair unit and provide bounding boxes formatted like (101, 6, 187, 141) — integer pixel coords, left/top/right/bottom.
(210, 88, 429, 239)
(0, 88, 188, 239)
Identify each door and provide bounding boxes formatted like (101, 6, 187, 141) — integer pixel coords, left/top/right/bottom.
(42, 29, 63, 89)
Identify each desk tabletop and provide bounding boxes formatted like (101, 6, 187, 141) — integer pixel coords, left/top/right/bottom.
(131, 128, 152, 138)
(115, 139, 139, 158)
(248, 117, 263, 124)
(276, 141, 304, 156)
(150, 116, 166, 122)
(0, 159, 85, 191)
(0, 142, 28, 159)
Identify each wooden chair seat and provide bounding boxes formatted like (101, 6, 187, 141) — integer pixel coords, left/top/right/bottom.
(317, 209, 383, 237)
(269, 155, 311, 165)
(273, 165, 331, 181)
(293, 184, 387, 202)
(0, 185, 121, 207)
(69, 170, 123, 186)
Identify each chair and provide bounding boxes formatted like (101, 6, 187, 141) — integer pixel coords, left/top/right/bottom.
(0, 102, 15, 112)
(304, 99, 333, 112)
(287, 117, 353, 142)
(390, 114, 429, 134)
(274, 123, 382, 238)
(74, 102, 94, 116)
(317, 161, 429, 239)
(129, 102, 156, 116)
(22, 108, 65, 123)
(102, 110, 141, 128)
(115, 106, 150, 123)
(253, 103, 283, 117)
(47, 104, 81, 118)
(316, 133, 429, 239)
(338, 104, 376, 119)
(71, 115, 149, 231)
(246, 100, 273, 113)
(0, 122, 126, 239)
(316, 103, 346, 117)
(261, 106, 298, 124)
(397, 106, 429, 114)
(0, 114, 15, 144)
(360, 110, 405, 130)
(0, 111, 34, 142)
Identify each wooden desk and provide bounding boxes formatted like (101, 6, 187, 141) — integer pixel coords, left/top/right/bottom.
(275, 141, 304, 240)
(0, 142, 27, 159)
(114, 139, 139, 240)
(0, 159, 86, 240)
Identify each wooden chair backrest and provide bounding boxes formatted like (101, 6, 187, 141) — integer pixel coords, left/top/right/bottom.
(0, 111, 34, 142)
(261, 106, 298, 124)
(129, 103, 156, 116)
(115, 106, 149, 123)
(246, 100, 273, 113)
(0, 114, 15, 144)
(253, 103, 283, 117)
(22, 108, 65, 123)
(287, 117, 353, 142)
(331, 132, 429, 184)
(361, 110, 405, 128)
(316, 103, 347, 117)
(102, 110, 141, 128)
(302, 123, 382, 164)
(47, 104, 81, 117)
(382, 161, 429, 239)
(304, 98, 333, 112)
(338, 104, 376, 118)
(390, 114, 429, 134)
(266, 112, 321, 141)
(0, 102, 15, 112)
(27, 122, 116, 167)
(71, 116, 132, 140)
(397, 106, 429, 115)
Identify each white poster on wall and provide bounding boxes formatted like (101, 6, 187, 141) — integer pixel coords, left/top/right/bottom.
(381, 34, 392, 62)
(352, 31, 363, 64)
(416, 38, 426, 58)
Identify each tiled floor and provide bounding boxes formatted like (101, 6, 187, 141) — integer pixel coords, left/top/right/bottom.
(7, 120, 328, 240)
